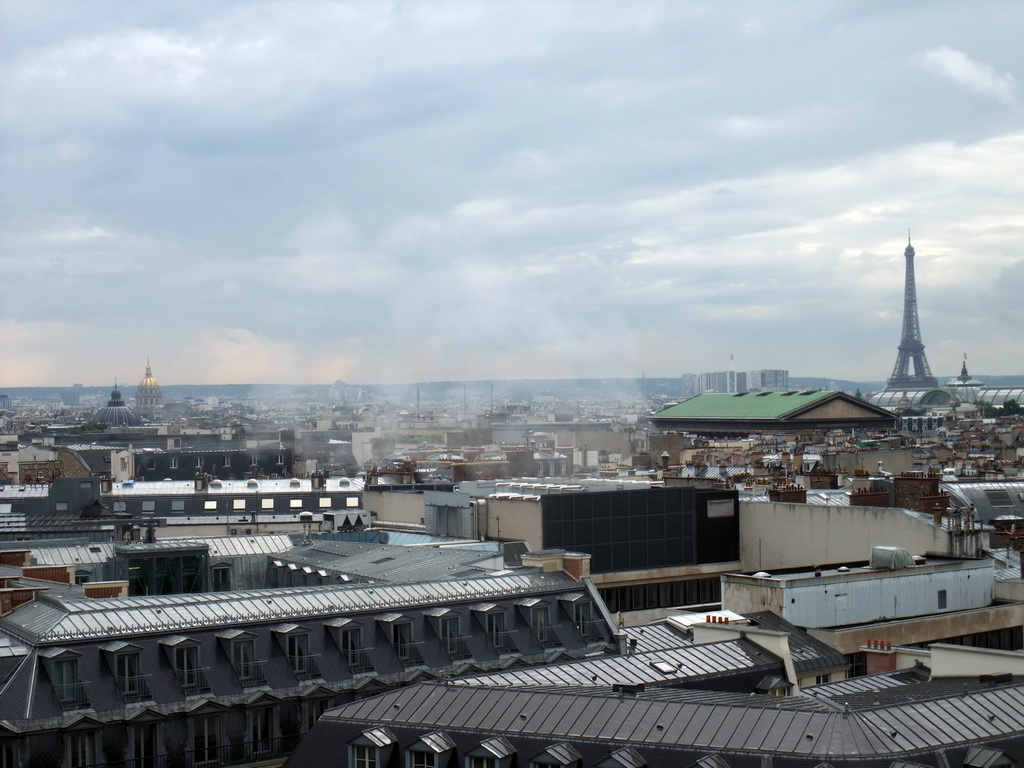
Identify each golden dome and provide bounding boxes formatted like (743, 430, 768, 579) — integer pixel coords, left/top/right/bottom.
(138, 361, 161, 389)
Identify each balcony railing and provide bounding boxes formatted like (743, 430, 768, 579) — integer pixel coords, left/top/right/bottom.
(98, 734, 305, 768)
(231, 659, 268, 687)
(343, 647, 374, 674)
(488, 629, 517, 654)
(289, 653, 322, 680)
(533, 625, 560, 648)
(577, 620, 606, 642)
(53, 680, 91, 710)
(443, 635, 473, 660)
(116, 673, 153, 702)
(174, 666, 212, 695)
(394, 641, 425, 668)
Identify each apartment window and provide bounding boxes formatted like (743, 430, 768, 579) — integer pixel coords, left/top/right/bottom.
(262, 498, 275, 509)
(121, 457, 129, 471)
(815, 674, 831, 685)
(354, 745, 378, 768)
(233, 499, 247, 510)
(146, 458, 156, 470)
(301, 699, 331, 734)
(529, 743, 581, 768)
(250, 455, 259, 466)
(192, 714, 221, 766)
(55, 502, 69, 512)
(350, 729, 396, 768)
(277, 454, 285, 465)
(290, 498, 302, 509)
(222, 456, 231, 467)
(116, 652, 150, 701)
(249, 706, 275, 757)
(480, 610, 514, 653)
(50, 656, 88, 709)
(196, 457, 204, 468)
(0, 740, 16, 768)
(128, 723, 157, 768)
(172, 644, 209, 693)
(204, 500, 217, 511)
(319, 497, 332, 508)
(66, 731, 99, 768)
(465, 737, 515, 768)
(530, 606, 558, 647)
(407, 732, 455, 768)
(211, 566, 231, 592)
(170, 458, 179, 470)
(938, 589, 948, 610)
(142, 500, 155, 512)
(347, 497, 360, 507)
(279, 629, 320, 680)
(392, 622, 416, 662)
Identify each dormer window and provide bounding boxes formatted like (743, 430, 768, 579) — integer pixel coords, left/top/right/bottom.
(427, 609, 472, 661)
(465, 737, 514, 768)
(326, 618, 374, 673)
(349, 728, 397, 768)
(101, 642, 151, 702)
(530, 743, 582, 768)
(561, 595, 603, 642)
(518, 599, 558, 648)
(473, 605, 516, 654)
(273, 624, 320, 680)
(161, 637, 210, 695)
(406, 732, 455, 768)
(217, 630, 267, 686)
(378, 614, 423, 667)
(41, 649, 90, 710)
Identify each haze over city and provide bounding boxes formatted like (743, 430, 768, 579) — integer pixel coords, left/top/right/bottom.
(2, 1, 1023, 387)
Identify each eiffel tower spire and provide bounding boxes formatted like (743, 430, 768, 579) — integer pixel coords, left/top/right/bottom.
(886, 234, 938, 389)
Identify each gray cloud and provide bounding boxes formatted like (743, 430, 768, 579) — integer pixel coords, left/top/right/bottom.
(1, 1, 1023, 387)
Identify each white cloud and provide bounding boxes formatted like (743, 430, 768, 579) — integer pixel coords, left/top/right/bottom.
(911, 46, 1018, 106)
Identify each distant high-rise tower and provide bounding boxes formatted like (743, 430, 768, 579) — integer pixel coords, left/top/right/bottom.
(886, 236, 938, 389)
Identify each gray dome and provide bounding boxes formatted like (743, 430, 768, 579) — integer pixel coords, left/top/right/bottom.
(94, 385, 142, 428)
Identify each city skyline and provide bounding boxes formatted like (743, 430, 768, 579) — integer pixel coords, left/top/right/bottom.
(2, 2, 1023, 387)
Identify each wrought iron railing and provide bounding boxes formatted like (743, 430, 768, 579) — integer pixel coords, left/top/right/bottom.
(343, 647, 374, 673)
(174, 666, 212, 695)
(533, 624, 560, 648)
(115, 673, 153, 702)
(290, 653, 322, 680)
(489, 629, 517, 654)
(230, 659, 268, 686)
(443, 635, 473, 660)
(577, 620, 606, 642)
(54, 680, 91, 710)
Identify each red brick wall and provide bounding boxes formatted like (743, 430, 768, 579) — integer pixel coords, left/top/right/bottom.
(84, 583, 127, 599)
(22, 566, 71, 584)
(0, 589, 38, 616)
(0, 551, 30, 567)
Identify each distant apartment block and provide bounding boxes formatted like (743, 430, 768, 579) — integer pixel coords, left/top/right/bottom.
(691, 368, 789, 395)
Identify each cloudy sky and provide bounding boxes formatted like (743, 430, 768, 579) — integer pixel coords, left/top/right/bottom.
(2, 1, 1023, 387)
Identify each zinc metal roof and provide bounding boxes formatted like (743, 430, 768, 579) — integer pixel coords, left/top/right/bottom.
(0, 570, 581, 644)
(452, 638, 778, 688)
(653, 392, 837, 420)
(106, 476, 364, 497)
(323, 679, 1024, 757)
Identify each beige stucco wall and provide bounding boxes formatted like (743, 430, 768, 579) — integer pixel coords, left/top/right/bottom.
(361, 489, 426, 527)
(483, 497, 543, 549)
(929, 643, 1024, 677)
(740, 501, 948, 572)
(808, 602, 1024, 655)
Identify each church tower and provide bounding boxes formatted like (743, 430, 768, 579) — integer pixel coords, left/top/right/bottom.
(136, 360, 164, 419)
(886, 236, 938, 389)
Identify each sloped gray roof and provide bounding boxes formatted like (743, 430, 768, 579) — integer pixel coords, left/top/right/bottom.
(319, 679, 1024, 758)
(0, 571, 582, 644)
(452, 638, 779, 688)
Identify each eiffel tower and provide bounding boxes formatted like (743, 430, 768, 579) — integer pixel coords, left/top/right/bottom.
(886, 235, 938, 389)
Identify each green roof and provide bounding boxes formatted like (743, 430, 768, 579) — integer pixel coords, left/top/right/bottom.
(653, 391, 836, 420)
